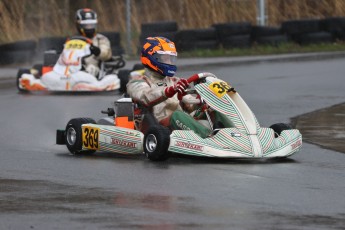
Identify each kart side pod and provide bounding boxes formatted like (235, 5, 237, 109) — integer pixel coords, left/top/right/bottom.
(114, 98, 135, 129)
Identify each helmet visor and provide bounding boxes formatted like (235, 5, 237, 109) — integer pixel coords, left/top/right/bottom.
(153, 53, 177, 65)
(80, 23, 97, 30)
(79, 19, 97, 29)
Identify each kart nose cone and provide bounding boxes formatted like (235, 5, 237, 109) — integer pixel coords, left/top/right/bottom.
(66, 127, 77, 146)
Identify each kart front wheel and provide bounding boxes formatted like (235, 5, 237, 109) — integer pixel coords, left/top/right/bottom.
(144, 125, 171, 161)
(65, 118, 97, 155)
(270, 123, 292, 138)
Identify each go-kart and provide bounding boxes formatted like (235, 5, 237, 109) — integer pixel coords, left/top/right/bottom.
(56, 72, 302, 161)
(17, 36, 131, 93)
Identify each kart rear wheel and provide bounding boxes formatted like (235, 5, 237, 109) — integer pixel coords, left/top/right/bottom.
(65, 118, 97, 155)
(144, 125, 171, 161)
(270, 123, 292, 138)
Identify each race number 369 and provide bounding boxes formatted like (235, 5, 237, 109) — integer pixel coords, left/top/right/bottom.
(209, 81, 231, 98)
(82, 126, 99, 150)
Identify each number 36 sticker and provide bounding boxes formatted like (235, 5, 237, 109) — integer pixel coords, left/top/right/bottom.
(209, 81, 232, 98)
(82, 126, 99, 150)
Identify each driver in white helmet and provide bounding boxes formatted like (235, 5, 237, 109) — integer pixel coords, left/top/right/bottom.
(18, 8, 117, 91)
(74, 8, 112, 77)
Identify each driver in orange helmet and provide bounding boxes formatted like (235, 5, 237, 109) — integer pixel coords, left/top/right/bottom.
(127, 37, 211, 138)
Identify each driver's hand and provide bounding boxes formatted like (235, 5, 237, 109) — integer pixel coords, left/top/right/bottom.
(164, 78, 189, 98)
(90, 44, 101, 56)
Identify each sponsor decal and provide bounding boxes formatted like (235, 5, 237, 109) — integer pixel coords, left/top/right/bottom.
(156, 82, 167, 87)
(126, 131, 140, 137)
(111, 138, 137, 148)
(176, 141, 204, 151)
(61, 58, 80, 66)
(176, 120, 191, 130)
(291, 139, 302, 150)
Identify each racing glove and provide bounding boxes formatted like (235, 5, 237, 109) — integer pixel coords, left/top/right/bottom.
(90, 44, 101, 56)
(164, 78, 189, 98)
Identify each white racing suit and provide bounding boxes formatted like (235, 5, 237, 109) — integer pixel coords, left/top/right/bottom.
(127, 68, 212, 138)
(21, 33, 119, 91)
(82, 33, 112, 77)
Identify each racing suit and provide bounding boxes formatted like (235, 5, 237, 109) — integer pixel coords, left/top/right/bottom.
(127, 68, 212, 138)
(83, 33, 112, 77)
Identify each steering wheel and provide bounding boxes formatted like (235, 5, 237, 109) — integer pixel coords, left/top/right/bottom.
(186, 72, 217, 85)
(104, 55, 126, 70)
(177, 72, 217, 100)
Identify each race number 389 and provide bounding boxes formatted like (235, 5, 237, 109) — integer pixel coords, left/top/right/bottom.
(209, 81, 231, 98)
(82, 126, 99, 150)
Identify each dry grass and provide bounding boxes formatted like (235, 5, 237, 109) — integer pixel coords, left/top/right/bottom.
(1, 0, 345, 53)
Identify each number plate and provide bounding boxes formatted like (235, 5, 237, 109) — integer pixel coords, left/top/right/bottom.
(209, 81, 231, 98)
(82, 126, 99, 150)
(65, 40, 87, 50)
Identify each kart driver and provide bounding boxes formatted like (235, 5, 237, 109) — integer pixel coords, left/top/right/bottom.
(126, 36, 212, 138)
(74, 8, 112, 77)
(41, 8, 113, 90)
(20, 8, 116, 91)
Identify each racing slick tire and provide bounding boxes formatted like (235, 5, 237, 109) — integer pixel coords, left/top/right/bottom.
(270, 123, 293, 138)
(144, 125, 171, 161)
(16, 68, 30, 93)
(65, 118, 97, 155)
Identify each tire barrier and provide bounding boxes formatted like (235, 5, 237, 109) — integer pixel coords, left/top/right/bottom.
(37, 36, 66, 55)
(0, 40, 37, 65)
(2, 16, 345, 66)
(212, 22, 252, 48)
(175, 28, 218, 51)
(101, 31, 125, 56)
(321, 17, 345, 40)
(281, 19, 334, 44)
(0, 31, 124, 65)
(251, 26, 288, 46)
(139, 21, 178, 53)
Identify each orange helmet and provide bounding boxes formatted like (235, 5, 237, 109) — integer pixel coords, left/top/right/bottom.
(75, 8, 98, 38)
(141, 37, 177, 77)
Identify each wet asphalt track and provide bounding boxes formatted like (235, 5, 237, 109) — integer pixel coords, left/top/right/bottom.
(1, 58, 345, 229)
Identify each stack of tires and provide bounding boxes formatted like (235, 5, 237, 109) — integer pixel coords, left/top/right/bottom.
(139, 21, 178, 52)
(321, 17, 345, 41)
(282, 19, 333, 45)
(251, 26, 288, 46)
(102, 31, 124, 56)
(175, 28, 219, 52)
(0, 40, 37, 65)
(212, 22, 252, 49)
(37, 36, 66, 56)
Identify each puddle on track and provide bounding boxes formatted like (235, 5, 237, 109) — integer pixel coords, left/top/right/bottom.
(292, 103, 345, 153)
